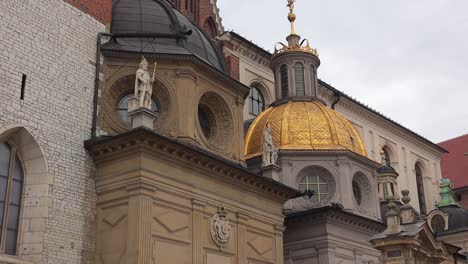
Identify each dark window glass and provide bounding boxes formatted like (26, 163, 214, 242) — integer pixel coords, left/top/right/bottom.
(415, 164, 426, 214)
(310, 66, 316, 96)
(249, 86, 265, 116)
(5, 230, 17, 255)
(383, 147, 391, 167)
(198, 105, 213, 139)
(117, 94, 158, 124)
(280, 65, 289, 98)
(0, 143, 11, 177)
(353, 180, 362, 205)
(295, 63, 305, 96)
(0, 142, 24, 255)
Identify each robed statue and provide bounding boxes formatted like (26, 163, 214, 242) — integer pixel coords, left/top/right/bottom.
(262, 123, 278, 166)
(135, 56, 156, 109)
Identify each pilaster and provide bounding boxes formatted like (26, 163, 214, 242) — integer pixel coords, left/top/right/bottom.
(192, 199, 206, 264)
(236, 212, 249, 264)
(176, 69, 197, 143)
(274, 225, 286, 264)
(126, 182, 155, 264)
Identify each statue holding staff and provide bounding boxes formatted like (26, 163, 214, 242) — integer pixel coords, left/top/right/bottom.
(135, 56, 157, 109)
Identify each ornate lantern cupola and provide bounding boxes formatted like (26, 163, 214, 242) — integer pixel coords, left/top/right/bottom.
(270, 0, 321, 100)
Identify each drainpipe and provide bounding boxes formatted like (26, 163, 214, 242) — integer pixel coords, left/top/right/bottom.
(91, 32, 113, 140)
(331, 91, 341, 109)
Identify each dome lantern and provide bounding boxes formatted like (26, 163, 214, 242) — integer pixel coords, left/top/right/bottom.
(270, 0, 320, 100)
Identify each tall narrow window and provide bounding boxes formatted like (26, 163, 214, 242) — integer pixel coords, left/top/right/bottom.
(382, 147, 391, 167)
(249, 86, 265, 116)
(0, 142, 24, 255)
(280, 65, 288, 98)
(295, 63, 305, 96)
(310, 66, 316, 96)
(415, 164, 426, 214)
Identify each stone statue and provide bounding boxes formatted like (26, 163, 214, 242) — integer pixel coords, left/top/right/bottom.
(262, 123, 278, 166)
(135, 56, 156, 109)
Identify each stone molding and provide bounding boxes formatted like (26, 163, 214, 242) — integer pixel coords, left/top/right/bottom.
(85, 128, 300, 202)
(286, 207, 386, 234)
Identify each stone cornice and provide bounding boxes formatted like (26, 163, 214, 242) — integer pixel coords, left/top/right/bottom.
(85, 127, 301, 202)
(280, 149, 381, 168)
(285, 206, 386, 234)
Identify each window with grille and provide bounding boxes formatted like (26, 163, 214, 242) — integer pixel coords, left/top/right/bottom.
(248, 86, 265, 116)
(0, 142, 24, 255)
(299, 175, 329, 202)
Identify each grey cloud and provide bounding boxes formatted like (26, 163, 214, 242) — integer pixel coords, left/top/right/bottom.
(218, 0, 468, 142)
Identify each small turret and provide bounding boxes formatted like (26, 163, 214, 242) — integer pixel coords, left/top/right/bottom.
(435, 178, 458, 208)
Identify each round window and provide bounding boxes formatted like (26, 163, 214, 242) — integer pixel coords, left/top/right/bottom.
(299, 175, 329, 202)
(353, 180, 362, 206)
(198, 105, 215, 139)
(117, 94, 158, 124)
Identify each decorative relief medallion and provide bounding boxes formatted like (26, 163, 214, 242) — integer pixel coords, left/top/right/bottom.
(210, 207, 231, 249)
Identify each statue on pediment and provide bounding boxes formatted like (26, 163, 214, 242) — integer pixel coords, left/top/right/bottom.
(135, 56, 156, 109)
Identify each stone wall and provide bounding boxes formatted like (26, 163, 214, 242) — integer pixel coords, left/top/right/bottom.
(0, 0, 105, 263)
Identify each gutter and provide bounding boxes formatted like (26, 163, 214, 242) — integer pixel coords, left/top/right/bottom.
(91, 32, 113, 140)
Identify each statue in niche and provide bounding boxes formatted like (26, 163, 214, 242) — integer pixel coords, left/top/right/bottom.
(135, 56, 157, 109)
(262, 123, 278, 166)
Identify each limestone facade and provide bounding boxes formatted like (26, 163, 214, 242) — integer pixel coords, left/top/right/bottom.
(0, 0, 104, 263)
(98, 57, 248, 164)
(85, 128, 299, 264)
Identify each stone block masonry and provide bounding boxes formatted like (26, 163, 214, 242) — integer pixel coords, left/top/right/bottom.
(0, 0, 105, 263)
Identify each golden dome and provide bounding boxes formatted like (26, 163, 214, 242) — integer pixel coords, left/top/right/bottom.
(244, 100, 367, 159)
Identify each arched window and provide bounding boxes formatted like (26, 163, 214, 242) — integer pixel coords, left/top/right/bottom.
(382, 147, 391, 167)
(117, 94, 159, 124)
(431, 214, 446, 233)
(294, 62, 305, 96)
(280, 64, 289, 98)
(415, 163, 426, 214)
(0, 142, 24, 255)
(310, 66, 316, 96)
(249, 86, 265, 116)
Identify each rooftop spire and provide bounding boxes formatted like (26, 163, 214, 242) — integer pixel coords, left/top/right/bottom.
(287, 0, 297, 35)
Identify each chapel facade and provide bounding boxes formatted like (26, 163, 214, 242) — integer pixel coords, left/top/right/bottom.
(0, 0, 467, 264)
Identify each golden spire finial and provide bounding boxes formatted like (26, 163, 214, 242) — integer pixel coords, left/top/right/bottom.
(287, 0, 297, 35)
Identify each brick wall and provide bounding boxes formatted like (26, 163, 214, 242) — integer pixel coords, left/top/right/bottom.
(225, 55, 240, 81)
(64, 0, 112, 25)
(0, 0, 105, 263)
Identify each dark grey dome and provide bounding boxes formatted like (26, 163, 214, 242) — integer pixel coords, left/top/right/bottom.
(103, 0, 225, 72)
(439, 205, 468, 232)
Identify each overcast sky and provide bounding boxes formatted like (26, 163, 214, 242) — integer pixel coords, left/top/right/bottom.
(217, 0, 468, 143)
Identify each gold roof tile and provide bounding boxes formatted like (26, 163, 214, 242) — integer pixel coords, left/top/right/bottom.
(244, 100, 367, 159)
